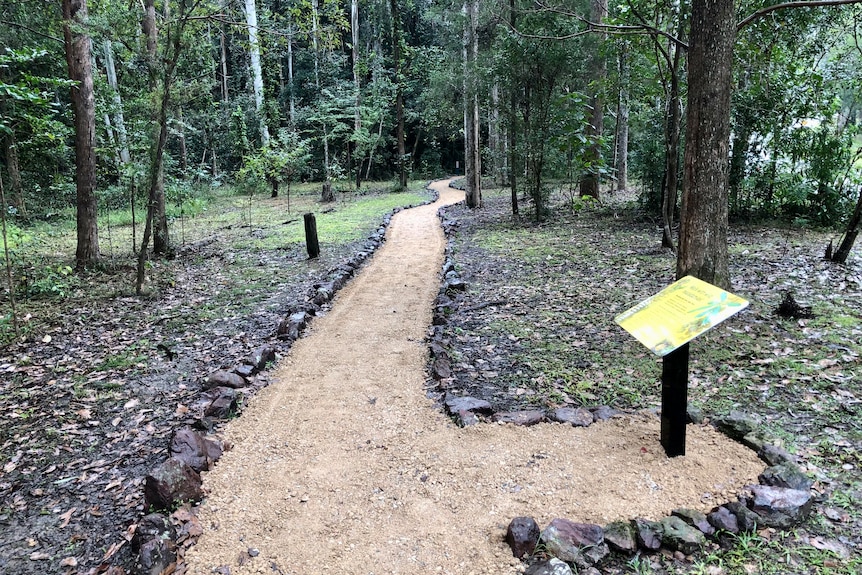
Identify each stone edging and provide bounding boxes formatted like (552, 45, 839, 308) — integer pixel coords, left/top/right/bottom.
(126, 184, 441, 575)
(426, 193, 816, 574)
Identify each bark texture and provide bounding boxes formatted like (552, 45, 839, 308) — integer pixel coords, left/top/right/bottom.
(677, 0, 735, 288)
(63, 0, 100, 267)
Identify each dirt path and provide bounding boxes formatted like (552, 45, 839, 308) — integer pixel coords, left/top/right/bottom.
(184, 179, 764, 575)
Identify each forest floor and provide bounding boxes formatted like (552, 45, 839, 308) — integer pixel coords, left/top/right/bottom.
(1, 179, 861, 574)
(0, 182, 433, 574)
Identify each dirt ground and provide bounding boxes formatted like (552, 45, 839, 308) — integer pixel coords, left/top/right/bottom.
(183, 180, 765, 575)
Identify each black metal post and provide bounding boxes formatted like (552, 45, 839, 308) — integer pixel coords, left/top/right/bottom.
(661, 343, 690, 457)
(304, 213, 320, 259)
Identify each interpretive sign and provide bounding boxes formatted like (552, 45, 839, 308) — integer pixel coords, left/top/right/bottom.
(615, 275, 749, 357)
(615, 276, 749, 457)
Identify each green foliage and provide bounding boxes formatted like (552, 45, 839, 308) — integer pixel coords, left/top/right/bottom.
(238, 129, 312, 197)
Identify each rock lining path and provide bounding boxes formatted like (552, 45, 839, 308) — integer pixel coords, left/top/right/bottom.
(183, 179, 764, 575)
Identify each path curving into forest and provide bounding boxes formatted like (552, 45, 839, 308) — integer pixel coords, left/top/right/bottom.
(183, 179, 763, 575)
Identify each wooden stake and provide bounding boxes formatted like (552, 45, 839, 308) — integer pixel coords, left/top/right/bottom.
(304, 212, 320, 259)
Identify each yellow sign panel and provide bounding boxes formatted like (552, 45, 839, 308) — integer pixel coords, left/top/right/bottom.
(615, 276, 749, 357)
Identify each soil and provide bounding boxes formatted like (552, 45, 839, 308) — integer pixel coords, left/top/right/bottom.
(182, 180, 765, 575)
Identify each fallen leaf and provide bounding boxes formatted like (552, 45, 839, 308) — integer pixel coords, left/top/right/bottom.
(29, 552, 50, 561)
(59, 556, 78, 567)
(42, 335, 52, 343)
(58, 507, 76, 528)
(809, 536, 850, 558)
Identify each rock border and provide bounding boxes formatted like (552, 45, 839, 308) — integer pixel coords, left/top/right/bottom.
(428, 191, 818, 574)
(125, 186, 440, 575)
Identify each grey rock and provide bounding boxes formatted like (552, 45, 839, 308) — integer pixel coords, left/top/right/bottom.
(234, 364, 255, 378)
(634, 518, 663, 550)
(759, 462, 813, 491)
(748, 485, 813, 528)
(131, 513, 176, 552)
(132, 537, 176, 575)
(713, 410, 759, 440)
(660, 515, 706, 554)
(278, 311, 309, 340)
(492, 410, 545, 426)
(446, 278, 468, 292)
(505, 516, 540, 558)
(444, 395, 493, 415)
(726, 501, 760, 532)
(192, 386, 240, 419)
(671, 508, 715, 536)
(455, 410, 480, 427)
(169, 427, 223, 472)
(541, 518, 608, 567)
(144, 457, 204, 511)
(686, 406, 704, 424)
(549, 407, 593, 427)
(707, 506, 739, 534)
(592, 405, 623, 421)
(524, 558, 573, 575)
(431, 357, 452, 380)
(203, 370, 247, 390)
(741, 431, 768, 452)
(758, 444, 797, 466)
(245, 345, 276, 372)
(603, 520, 637, 553)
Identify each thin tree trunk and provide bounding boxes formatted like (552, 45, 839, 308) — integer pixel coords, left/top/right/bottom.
(244, 0, 269, 145)
(287, 22, 295, 125)
(311, 0, 333, 200)
(677, 0, 735, 288)
(508, 0, 518, 218)
(831, 187, 862, 263)
(177, 106, 188, 175)
(662, 40, 683, 250)
(615, 41, 629, 193)
(219, 14, 230, 101)
(366, 113, 384, 180)
(103, 39, 130, 164)
(63, 0, 100, 268)
(3, 135, 26, 217)
(463, 0, 482, 208)
(391, 0, 407, 190)
(352, 0, 362, 189)
(579, 0, 608, 200)
(0, 175, 19, 337)
(143, 0, 170, 255)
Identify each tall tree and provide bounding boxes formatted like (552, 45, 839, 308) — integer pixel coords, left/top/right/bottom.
(677, 0, 735, 287)
(579, 0, 608, 200)
(391, 0, 407, 191)
(244, 0, 270, 145)
(463, 0, 481, 208)
(62, 0, 100, 268)
(142, 0, 170, 255)
(614, 40, 629, 193)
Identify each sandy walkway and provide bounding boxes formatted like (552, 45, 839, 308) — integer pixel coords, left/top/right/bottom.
(183, 179, 764, 575)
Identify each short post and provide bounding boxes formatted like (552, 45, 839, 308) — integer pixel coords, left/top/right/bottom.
(661, 343, 689, 457)
(304, 212, 320, 259)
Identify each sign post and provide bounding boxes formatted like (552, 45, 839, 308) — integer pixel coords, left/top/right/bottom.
(615, 276, 748, 457)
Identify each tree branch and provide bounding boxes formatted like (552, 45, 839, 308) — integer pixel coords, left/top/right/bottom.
(738, 0, 862, 30)
(0, 19, 64, 44)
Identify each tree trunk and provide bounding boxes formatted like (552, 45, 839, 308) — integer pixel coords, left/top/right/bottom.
(831, 187, 862, 263)
(463, 0, 482, 208)
(63, 0, 100, 268)
(662, 40, 683, 251)
(508, 0, 518, 218)
(143, 0, 170, 256)
(3, 135, 26, 217)
(219, 0, 230, 101)
(579, 0, 608, 201)
(177, 106, 188, 175)
(614, 41, 629, 193)
(103, 40, 130, 165)
(287, 22, 295, 125)
(244, 0, 269, 145)
(677, 0, 735, 288)
(391, 0, 407, 191)
(352, 0, 362, 189)
(311, 0, 333, 200)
